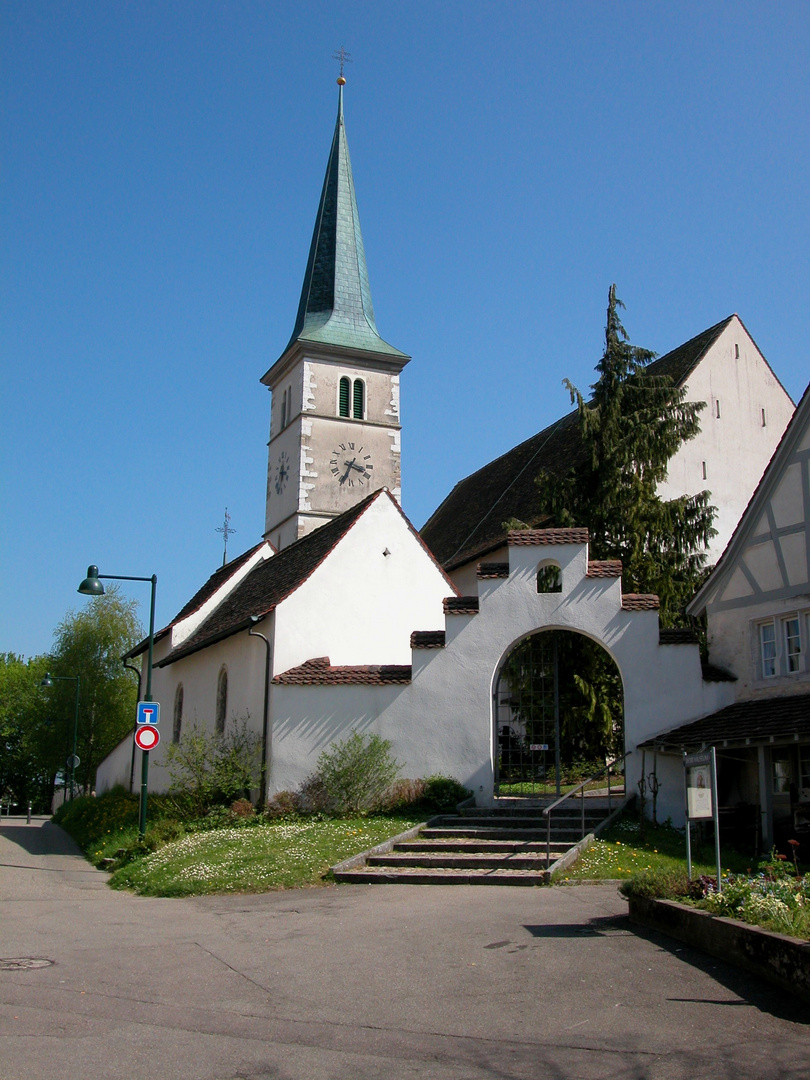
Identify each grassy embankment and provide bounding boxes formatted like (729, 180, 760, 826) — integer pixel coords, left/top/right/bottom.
(54, 790, 422, 897)
(559, 816, 756, 881)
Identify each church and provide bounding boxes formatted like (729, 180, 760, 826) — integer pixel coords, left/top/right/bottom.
(96, 77, 801, 834)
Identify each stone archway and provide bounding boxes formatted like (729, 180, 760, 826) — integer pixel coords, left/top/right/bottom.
(493, 628, 624, 798)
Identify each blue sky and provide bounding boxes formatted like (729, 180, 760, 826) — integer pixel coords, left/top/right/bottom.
(3, 1, 809, 658)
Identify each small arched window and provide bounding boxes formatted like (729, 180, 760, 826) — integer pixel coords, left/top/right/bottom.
(536, 564, 562, 593)
(339, 377, 351, 417)
(216, 667, 228, 735)
(352, 378, 365, 419)
(173, 684, 184, 743)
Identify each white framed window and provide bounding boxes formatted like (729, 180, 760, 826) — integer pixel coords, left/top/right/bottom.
(757, 614, 804, 678)
(759, 621, 776, 678)
(784, 616, 801, 673)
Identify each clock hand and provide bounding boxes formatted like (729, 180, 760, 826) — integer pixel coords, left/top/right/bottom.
(340, 458, 356, 484)
(348, 461, 366, 473)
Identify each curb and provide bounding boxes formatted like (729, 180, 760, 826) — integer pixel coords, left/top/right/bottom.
(627, 894, 810, 1004)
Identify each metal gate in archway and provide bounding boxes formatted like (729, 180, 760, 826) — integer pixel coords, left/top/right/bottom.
(494, 633, 561, 797)
(493, 630, 625, 798)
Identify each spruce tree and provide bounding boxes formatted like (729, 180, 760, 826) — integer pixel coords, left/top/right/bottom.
(536, 285, 716, 625)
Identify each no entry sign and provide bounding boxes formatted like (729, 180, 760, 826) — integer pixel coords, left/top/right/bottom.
(134, 725, 160, 752)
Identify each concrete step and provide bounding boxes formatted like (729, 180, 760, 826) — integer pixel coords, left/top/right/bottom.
(368, 852, 551, 870)
(419, 826, 587, 842)
(394, 839, 568, 855)
(333, 866, 548, 886)
(457, 810, 606, 826)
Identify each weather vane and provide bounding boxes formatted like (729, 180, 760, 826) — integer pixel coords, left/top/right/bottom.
(216, 507, 236, 567)
(333, 45, 352, 83)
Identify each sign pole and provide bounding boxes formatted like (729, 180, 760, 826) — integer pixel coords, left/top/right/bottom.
(683, 752, 693, 879)
(711, 745, 722, 893)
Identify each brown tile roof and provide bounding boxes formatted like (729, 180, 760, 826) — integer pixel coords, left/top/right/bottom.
(508, 527, 589, 546)
(156, 492, 383, 668)
(273, 656, 412, 685)
(443, 596, 479, 615)
(621, 594, 660, 610)
(123, 542, 268, 660)
(640, 692, 810, 750)
(587, 560, 622, 578)
(410, 630, 446, 649)
(420, 318, 736, 571)
(477, 563, 509, 579)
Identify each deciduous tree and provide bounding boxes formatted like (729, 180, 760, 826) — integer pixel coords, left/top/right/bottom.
(49, 587, 142, 794)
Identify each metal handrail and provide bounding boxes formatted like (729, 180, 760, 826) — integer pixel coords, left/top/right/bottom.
(542, 752, 632, 865)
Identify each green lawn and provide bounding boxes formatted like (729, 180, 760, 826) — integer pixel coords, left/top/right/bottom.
(107, 814, 421, 896)
(559, 816, 755, 882)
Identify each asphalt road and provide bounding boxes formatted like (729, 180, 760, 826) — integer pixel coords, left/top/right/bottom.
(1, 815, 808, 1080)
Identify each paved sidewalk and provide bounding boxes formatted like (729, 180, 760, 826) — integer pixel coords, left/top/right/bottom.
(1, 816, 807, 1079)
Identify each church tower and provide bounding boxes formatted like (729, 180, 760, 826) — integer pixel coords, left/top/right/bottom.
(261, 78, 410, 551)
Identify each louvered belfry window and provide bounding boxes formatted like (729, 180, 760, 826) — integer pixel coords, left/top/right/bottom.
(339, 377, 350, 417)
(353, 379, 365, 419)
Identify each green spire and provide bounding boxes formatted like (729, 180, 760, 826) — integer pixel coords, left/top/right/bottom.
(283, 83, 407, 359)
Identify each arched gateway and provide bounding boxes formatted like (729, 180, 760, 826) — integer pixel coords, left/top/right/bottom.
(267, 527, 728, 808)
(494, 629, 624, 798)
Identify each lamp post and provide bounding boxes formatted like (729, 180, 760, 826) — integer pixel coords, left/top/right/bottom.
(78, 565, 157, 837)
(41, 674, 80, 801)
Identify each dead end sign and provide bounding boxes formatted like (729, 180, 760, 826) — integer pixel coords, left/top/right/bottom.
(135, 726, 160, 752)
(136, 702, 160, 725)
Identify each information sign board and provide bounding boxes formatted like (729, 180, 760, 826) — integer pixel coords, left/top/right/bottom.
(685, 751, 713, 819)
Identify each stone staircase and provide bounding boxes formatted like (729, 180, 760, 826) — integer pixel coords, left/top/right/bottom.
(332, 799, 618, 885)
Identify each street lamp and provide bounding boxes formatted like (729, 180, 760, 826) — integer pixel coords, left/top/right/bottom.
(41, 673, 80, 802)
(78, 565, 157, 837)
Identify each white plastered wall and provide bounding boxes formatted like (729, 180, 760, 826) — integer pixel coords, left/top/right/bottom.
(659, 317, 794, 561)
(271, 494, 451, 672)
(269, 538, 735, 818)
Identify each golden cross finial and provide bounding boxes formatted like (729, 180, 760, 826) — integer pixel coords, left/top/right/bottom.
(333, 45, 352, 84)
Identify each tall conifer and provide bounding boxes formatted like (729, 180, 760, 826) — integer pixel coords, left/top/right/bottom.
(536, 285, 716, 625)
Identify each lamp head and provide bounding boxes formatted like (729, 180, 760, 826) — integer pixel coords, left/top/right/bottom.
(78, 565, 105, 596)
(41, 673, 54, 688)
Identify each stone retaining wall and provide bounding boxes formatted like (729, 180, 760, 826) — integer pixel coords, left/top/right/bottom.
(628, 895, 810, 1004)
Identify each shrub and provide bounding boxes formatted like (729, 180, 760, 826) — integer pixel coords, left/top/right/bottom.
(230, 798, 255, 819)
(379, 778, 426, 810)
(619, 868, 699, 901)
(264, 790, 303, 819)
(307, 730, 401, 814)
(420, 775, 472, 811)
(164, 715, 261, 815)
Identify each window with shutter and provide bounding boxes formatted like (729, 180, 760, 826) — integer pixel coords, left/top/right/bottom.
(339, 377, 350, 417)
(353, 379, 365, 419)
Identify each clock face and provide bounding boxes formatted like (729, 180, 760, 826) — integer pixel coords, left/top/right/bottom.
(329, 442, 374, 488)
(274, 450, 291, 495)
